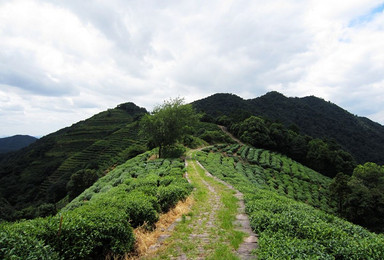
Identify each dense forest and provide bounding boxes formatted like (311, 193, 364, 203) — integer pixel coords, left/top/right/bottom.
(193, 91, 384, 165)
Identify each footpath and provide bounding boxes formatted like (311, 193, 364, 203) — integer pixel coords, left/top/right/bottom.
(142, 150, 258, 259)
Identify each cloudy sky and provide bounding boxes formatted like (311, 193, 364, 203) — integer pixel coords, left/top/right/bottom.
(1, 0, 384, 137)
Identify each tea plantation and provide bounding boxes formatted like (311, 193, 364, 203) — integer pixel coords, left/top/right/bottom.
(196, 145, 384, 259)
(0, 151, 192, 259)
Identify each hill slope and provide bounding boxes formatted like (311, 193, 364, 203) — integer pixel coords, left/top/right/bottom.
(0, 135, 37, 154)
(192, 92, 384, 164)
(196, 146, 384, 259)
(0, 102, 147, 220)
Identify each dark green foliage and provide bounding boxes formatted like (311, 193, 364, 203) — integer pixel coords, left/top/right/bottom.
(199, 130, 232, 144)
(36, 203, 56, 218)
(0, 197, 14, 221)
(121, 144, 147, 161)
(141, 98, 199, 158)
(0, 103, 147, 221)
(0, 135, 37, 154)
(194, 121, 233, 144)
(230, 115, 356, 177)
(66, 169, 100, 200)
(192, 93, 251, 119)
(162, 145, 186, 158)
(331, 162, 384, 232)
(192, 91, 384, 165)
(116, 102, 147, 117)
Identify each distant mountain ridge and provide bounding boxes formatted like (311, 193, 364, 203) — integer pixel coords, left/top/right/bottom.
(192, 92, 384, 165)
(0, 135, 37, 154)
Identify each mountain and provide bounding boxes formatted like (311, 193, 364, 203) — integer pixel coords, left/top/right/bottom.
(0, 135, 37, 154)
(0, 102, 147, 220)
(192, 92, 384, 165)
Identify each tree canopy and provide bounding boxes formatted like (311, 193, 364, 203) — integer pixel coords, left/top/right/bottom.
(330, 162, 384, 232)
(141, 98, 199, 157)
(229, 115, 356, 177)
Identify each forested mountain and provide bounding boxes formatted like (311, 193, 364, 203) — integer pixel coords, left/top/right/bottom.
(0, 102, 147, 220)
(193, 92, 384, 165)
(0, 135, 37, 154)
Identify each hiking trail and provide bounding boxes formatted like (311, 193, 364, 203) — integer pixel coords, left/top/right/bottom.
(143, 150, 258, 259)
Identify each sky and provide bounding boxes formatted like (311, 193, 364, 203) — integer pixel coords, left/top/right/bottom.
(1, 0, 384, 137)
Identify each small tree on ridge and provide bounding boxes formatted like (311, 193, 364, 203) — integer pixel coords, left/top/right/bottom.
(141, 97, 199, 158)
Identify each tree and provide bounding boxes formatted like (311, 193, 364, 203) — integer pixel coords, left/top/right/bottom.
(329, 172, 351, 214)
(141, 98, 199, 158)
(331, 162, 384, 232)
(66, 169, 100, 200)
(238, 116, 273, 148)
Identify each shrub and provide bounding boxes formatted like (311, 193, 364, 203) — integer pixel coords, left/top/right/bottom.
(157, 184, 190, 212)
(36, 203, 56, 218)
(162, 145, 186, 158)
(91, 187, 159, 228)
(51, 205, 134, 259)
(0, 225, 60, 260)
(159, 176, 176, 186)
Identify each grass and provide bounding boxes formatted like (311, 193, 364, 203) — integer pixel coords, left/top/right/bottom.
(125, 197, 194, 259)
(192, 153, 246, 251)
(147, 150, 246, 259)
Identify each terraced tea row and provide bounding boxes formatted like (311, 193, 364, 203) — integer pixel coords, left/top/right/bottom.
(1, 151, 193, 259)
(196, 149, 384, 259)
(204, 144, 332, 211)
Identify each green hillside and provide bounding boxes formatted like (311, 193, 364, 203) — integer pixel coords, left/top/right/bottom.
(0, 150, 192, 259)
(205, 144, 332, 212)
(1, 95, 384, 259)
(192, 92, 384, 165)
(195, 146, 384, 259)
(0, 102, 147, 221)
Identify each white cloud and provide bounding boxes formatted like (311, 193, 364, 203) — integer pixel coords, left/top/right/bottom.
(0, 0, 384, 136)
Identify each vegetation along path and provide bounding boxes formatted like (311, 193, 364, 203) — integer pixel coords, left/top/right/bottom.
(147, 150, 258, 259)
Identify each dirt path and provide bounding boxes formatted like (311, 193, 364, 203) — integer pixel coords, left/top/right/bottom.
(196, 161, 258, 259)
(176, 160, 225, 259)
(218, 125, 244, 145)
(146, 151, 257, 259)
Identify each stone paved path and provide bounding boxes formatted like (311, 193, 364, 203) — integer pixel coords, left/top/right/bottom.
(144, 151, 257, 259)
(196, 161, 258, 259)
(170, 159, 225, 259)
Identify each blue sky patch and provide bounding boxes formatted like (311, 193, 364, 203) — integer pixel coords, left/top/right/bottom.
(349, 3, 384, 27)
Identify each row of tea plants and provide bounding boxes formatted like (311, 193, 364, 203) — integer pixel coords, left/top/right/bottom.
(0, 151, 192, 259)
(196, 148, 384, 259)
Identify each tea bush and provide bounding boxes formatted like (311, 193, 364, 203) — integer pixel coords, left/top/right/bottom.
(196, 149, 384, 259)
(0, 225, 60, 260)
(1, 151, 193, 259)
